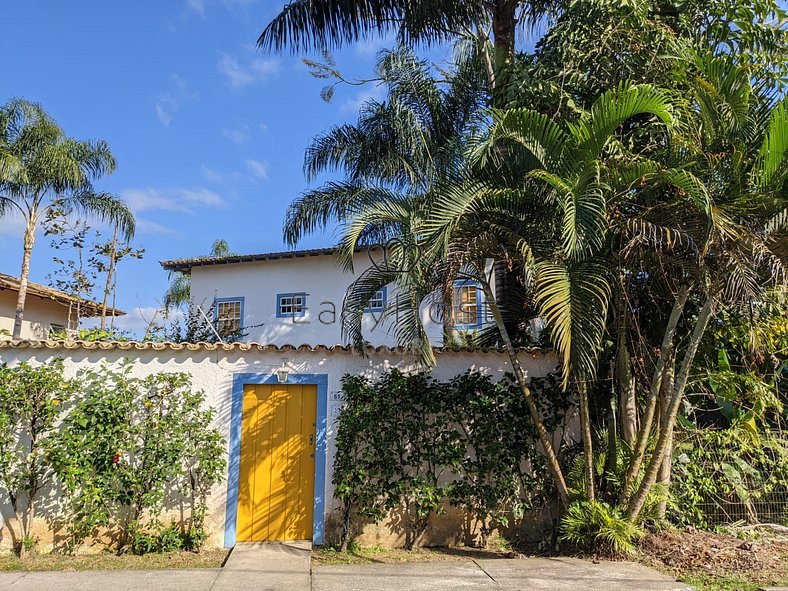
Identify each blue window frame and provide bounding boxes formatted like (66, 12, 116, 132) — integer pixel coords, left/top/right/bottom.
(224, 372, 328, 547)
(276, 292, 307, 318)
(452, 280, 483, 329)
(364, 286, 387, 313)
(214, 297, 244, 337)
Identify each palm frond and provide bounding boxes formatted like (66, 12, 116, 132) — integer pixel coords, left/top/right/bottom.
(752, 97, 788, 192)
(61, 191, 135, 241)
(533, 259, 611, 387)
(571, 82, 673, 162)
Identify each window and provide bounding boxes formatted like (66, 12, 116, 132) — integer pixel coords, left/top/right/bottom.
(365, 287, 387, 312)
(49, 324, 66, 337)
(453, 281, 481, 328)
(277, 293, 307, 318)
(215, 298, 243, 337)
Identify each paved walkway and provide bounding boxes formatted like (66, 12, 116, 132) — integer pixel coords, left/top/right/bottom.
(0, 543, 693, 590)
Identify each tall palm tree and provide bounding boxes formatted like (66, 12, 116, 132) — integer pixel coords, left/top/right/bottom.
(284, 47, 487, 247)
(259, 0, 557, 95)
(334, 82, 679, 508)
(622, 54, 788, 521)
(0, 99, 135, 339)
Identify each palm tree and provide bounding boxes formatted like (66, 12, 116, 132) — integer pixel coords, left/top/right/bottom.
(259, 0, 557, 95)
(622, 54, 788, 521)
(284, 47, 487, 247)
(333, 82, 679, 508)
(163, 239, 234, 310)
(0, 99, 135, 339)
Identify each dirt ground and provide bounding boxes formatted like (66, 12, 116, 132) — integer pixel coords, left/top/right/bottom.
(639, 528, 788, 590)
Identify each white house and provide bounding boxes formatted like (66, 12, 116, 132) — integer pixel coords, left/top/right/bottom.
(160, 247, 495, 347)
(0, 272, 124, 339)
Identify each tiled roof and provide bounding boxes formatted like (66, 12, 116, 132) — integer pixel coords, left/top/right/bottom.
(0, 339, 549, 356)
(159, 246, 377, 273)
(0, 273, 125, 317)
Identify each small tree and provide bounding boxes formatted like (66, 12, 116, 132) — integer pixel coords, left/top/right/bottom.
(0, 360, 75, 556)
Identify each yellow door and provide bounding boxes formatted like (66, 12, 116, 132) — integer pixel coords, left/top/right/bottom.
(237, 384, 317, 541)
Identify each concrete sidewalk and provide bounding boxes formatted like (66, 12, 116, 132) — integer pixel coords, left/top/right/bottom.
(312, 557, 692, 591)
(210, 541, 311, 591)
(0, 546, 692, 590)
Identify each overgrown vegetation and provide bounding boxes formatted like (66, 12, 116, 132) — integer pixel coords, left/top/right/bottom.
(333, 369, 571, 550)
(0, 360, 225, 556)
(264, 0, 788, 557)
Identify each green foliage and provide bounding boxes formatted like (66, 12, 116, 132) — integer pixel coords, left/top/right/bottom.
(48, 361, 225, 553)
(333, 369, 569, 548)
(0, 360, 76, 554)
(560, 500, 644, 557)
(670, 428, 788, 528)
(129, 521, 193, 555)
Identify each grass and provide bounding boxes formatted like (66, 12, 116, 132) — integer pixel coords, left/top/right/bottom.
(312, 542, 515, 566)
(680, 573, 767, 591)
(0, 549, 228, 572)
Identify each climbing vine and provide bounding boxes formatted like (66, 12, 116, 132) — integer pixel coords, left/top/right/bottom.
(333, 369, 570, 549)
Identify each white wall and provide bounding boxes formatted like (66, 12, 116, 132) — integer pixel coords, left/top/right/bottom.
(188, 252, 494, 347)
(0, 290, 72, 339)
(0, 341, 557, 550)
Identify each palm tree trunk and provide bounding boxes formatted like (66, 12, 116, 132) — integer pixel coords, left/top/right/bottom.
(620, 285, 690, 506)
(615, 288, 637, 447)
(626, 296, 714, 522)
(656, 356, 675, 519)
(578, 381, 596, 501)
(491, 0, 516, 107)
(100, 225, 118, 331)
(12, 220, 36, 340)
(480, 280, 569, 508)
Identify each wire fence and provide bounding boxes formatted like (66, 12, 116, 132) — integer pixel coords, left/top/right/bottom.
(694, 489, 788, 526)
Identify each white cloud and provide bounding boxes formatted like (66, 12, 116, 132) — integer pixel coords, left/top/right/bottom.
(185, 0, 205, 16)
(155, 95, 177, 126)
(170, 73, 200, 100)
(200, 165, 224, 182)
(110, 306, 169, 332)
(222, 126, 249, 144)
(154, 75, 199, 126)
(136, 218, 183, 237)
(121, 187, 227, 215)
(342, 84, 385, 113)
(218, 54, 280, 89)
(245, 159, 269, 181)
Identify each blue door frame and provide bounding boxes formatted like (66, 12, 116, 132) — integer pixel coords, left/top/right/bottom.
(224, 372, 328, 547)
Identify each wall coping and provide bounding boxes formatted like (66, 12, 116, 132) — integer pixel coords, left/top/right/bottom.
(0, 339, 550, 356)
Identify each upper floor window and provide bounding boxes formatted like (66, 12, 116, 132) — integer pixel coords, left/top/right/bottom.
(215, 298, 243, 336)
(365, 287, 387, 312)
(453, 281, 481, 328)
(277, 292, 307, 318)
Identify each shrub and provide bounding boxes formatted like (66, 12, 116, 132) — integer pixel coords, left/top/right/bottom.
(333, 369, 568, 549)
(50, 361, 225, 553)
(560, 500, 643, 557)
(0, 360, 76, 556)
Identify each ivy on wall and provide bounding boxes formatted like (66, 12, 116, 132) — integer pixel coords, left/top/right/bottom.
(333, 369, 572, 549)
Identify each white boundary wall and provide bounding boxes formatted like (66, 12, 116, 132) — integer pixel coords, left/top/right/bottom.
(0, 341, 558, 549)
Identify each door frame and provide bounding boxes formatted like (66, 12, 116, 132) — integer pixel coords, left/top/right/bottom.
(224, 372, 328, 547)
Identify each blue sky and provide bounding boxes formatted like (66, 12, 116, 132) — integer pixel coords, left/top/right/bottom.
(0, 1, 413, 333)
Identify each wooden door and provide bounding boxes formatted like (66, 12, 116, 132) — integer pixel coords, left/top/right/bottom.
(236, 384, 317, 541)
